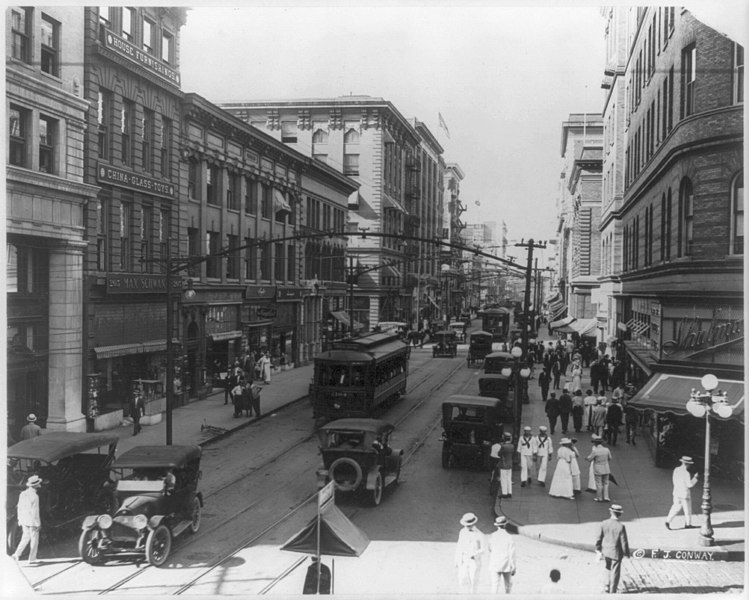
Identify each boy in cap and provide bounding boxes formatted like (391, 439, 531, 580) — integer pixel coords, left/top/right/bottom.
(487, 516, 516, 593)
(595, 503, 630, 593)
(13, 475, 42, 564)
(534, 426, 553, 486)
(455, 512, 485, 593)
(665, 456, 699, 529)
(517, 426, 536, 486)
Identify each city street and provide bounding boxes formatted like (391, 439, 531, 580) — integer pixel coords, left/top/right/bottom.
(8, 341, 744, 596)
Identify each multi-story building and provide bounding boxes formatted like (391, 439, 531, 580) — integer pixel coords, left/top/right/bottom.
(555, 113, 604, 340)
(179, 93, 357, 376)
(607, 7, 744, 469)
(441, 163, 467, 320)
(7, 7, 99, 434)
(81, 7, 188, 430)
(220, 96, 435, 330)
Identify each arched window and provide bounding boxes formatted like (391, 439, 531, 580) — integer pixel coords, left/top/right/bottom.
(312, 128, 328, 144)
(678, 178, 694, 257)
(730, 172, 744, 254)
(343, 128, 360, 144)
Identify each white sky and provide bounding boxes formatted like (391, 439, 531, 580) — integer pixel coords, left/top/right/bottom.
(179, 2, 745, 255)
(180, 3, 609, 254)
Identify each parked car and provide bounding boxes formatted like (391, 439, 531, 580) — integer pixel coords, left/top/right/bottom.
(432, 330, 459, 357)
(466, 331, 494, 366)
(78, 445, 203, 567)
(440, 395, 504, 470)
(6, 432, 119, 552)
(316, 419, 402, 506)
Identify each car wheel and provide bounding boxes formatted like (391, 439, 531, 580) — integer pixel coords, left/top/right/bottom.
(6, 518, 21, 555)
(189, 497, 201, 534)
(145, 525, 172, 567)
(78, 529, 105, 565)
(329, 457, 363, 492)
(441, 445, 451, 469)
(370, 471, 383, 506)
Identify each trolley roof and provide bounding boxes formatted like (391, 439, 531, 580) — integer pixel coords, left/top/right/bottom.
(8, 432, 119, 463)
(113, 445, 201, 469)
(317, 335, 408, 363)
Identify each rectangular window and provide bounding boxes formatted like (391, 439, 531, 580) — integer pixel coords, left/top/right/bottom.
(161, 30, 173, 64)
(9, 105, 29, 168)
(343, 153, 360, 176)
(122, 7, 135, 41)
(97, 198, 108, 271)
(188, 160, 198, 199)
(142, 17, 154, 54)
(287, 245, 295, 282)
(227, 235, 239, 279)
(260, 242, 271, 280)
(207, 165, 221, 206)
(38, 115, 57, 174)
(681, 45, 696, 118)
(160, 116, 171, 179)
(40, 14, 60, 77)
(227, 172, 240, 211)
(275, 242, 285, 281)
(141, 109, 154, 171)
(245, 237, 256, 279)
(206, 231, 221, 278)
(11, 8, 31, 63)
(245, 177, 257, 214)
(731, 174, 744, 254)
(281, 121, 297, 143)
(98, 89, 112, 160)
(121, 100, 134, 166)
(734, 43, 744, 104)
(261, 184, 271, 218)
(187, 227, 200, 277)
(141, 205, 153, 273)
(666, 192, 672, 260)
(120, 202, 131, 271)
(159, 209, 169, 271)
(667, 68, 674, 131)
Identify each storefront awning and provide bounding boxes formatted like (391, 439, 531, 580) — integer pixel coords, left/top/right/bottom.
(209, 330, 243, 342)
(571, 317, 598, 337)
(273, 189, 292, 213)
(545, 292, 561, 304)
(382, 264, 401, 279)
(331, 311, 364, 331)
(628, 373, 745, 421)
(382, 194, 406, 213)
(94, 339, 178, 360)
(550, 316, 575, 330)
(550, 303, 567, 320)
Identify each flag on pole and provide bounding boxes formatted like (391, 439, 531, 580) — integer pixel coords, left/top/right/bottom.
(438, 112, 451, 139)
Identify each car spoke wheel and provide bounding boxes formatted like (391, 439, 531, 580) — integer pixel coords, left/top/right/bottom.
(370, 472, 383, 506)
(78, 529, 105, 565)
(189, 497, 201, 534)
(145, 525, 172, 567)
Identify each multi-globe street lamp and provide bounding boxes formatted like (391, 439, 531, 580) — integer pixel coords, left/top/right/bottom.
(501, 345, 532, 448)
(685, 373, 734, 547)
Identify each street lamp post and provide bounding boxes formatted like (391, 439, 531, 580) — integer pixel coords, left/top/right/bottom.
(686, 373, 734, 547)
(501, 345, 532, 450)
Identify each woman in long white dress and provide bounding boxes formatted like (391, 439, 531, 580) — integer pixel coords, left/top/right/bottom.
(571, 362, 583, 393)
(548, 438, 575, 500)
(258, 352, 272, 384)
(570, 440, 582, 493)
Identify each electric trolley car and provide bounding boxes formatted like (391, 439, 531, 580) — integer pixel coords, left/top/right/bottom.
(310, 331, 410, 421)
(479, 307, 513, 343)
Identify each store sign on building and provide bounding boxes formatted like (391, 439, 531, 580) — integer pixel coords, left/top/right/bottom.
(106, 274, 181, 294)
(277, 288, 304, 301)
(257, 307, 277, 320)
(103, 30, 181, 87)
(246, 285, 276, 300)
(97, 163, 175, 198)
(205, 306, 238, 335)
(661, 305, 743, 361)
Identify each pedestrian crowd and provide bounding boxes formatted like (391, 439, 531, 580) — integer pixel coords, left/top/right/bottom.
(222, 350, 273, 419)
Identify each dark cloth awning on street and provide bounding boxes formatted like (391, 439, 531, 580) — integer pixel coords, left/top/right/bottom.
(570, 317, 598, 336)
(94, 339, 178, 359)
(209, 330, 243, 342)
(628, 373, 745, 421)
(281, 503, 370, 557)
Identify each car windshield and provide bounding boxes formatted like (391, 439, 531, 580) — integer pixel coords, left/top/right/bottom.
(449, 405, 485, 422)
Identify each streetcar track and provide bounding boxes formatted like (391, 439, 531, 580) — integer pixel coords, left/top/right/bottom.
(30, 355, 464, 594)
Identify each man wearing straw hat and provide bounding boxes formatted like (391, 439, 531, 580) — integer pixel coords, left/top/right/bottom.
(487, 516, 516, 593)
(20, 413, 42, 440)
(12, 475, 43, 564)
(665, 456, 699, 530)
(595, 503, 630, 594)
(455, 512, 485, 593)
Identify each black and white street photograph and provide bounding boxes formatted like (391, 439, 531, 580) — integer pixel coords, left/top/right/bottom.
(4, 2, 746, 597)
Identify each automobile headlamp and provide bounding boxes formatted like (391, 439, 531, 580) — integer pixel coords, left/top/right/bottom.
(133, 514, 148, 530)
(96, 514, 113, 529)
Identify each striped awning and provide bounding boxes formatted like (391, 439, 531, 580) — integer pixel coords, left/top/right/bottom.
(94, 339, 178, 360)
(550, 316, 575, 330)
(550, 303, 568, 320)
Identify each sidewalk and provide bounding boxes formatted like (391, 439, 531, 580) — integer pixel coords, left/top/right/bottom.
(500, 334, 745, 561)
(108, 337, 745, 560)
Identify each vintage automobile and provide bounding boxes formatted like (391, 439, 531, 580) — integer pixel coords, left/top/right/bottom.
(6, 432, 119, 552)
(78, 445, 203, 567)
(447, 321, 467, 343)
(432, 330, 458, 357)
(440, 395, 504, 470)
(466, 331, 494, 367)
(477, 374, 515, 425)
(316, 419, 402, 506)
(483, 351, 516, 375)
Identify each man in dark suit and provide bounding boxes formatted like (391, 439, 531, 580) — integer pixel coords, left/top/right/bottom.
(595, 503, 630, 593)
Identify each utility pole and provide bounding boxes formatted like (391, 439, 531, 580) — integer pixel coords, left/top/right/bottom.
(348, 255, 356, 337)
